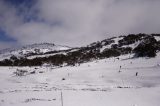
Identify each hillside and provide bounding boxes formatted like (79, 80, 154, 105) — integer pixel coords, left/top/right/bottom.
(0, 33, 160, 66)
(0, 52, 160, 106)
(0, 34, 160, 106)
(0, 43, 71, 61)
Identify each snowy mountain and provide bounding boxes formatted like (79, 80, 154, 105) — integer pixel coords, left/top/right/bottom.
(0, 33, 160, 66)
(0, 43, 71, 61)
(0, 34, 160, 106)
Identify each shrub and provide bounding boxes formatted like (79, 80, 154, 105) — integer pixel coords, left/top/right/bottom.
(133, 36, 157, 57)
(101, 48, 121, 58)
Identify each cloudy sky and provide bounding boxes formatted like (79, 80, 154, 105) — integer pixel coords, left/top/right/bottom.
(0, 0, 160, 50)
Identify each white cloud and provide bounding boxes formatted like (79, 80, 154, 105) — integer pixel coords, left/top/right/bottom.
(0, 0, 160, 49)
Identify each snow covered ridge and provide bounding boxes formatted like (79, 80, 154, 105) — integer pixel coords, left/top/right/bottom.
(0, 43, 72, 60)
(0, 33, 160, 66)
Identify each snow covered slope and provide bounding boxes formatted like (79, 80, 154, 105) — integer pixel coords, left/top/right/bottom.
(1, 34, 160, 66)
(0, 43, 71, 61)
(0, 52, 160, 106)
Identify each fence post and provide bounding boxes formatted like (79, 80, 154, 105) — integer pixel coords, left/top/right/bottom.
(61, 91, 64, 106)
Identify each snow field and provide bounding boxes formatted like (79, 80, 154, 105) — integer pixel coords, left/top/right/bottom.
(0, 53, 160, 106)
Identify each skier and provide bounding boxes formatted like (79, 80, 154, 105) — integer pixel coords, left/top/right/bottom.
(136, 72, 138, 76)
(118, 66, 122, 73)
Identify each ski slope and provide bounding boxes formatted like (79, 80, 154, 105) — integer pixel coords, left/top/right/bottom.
(0, 53, 160, 106)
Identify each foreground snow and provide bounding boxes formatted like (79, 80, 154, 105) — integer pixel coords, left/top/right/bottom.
(0, 53, 160, 106)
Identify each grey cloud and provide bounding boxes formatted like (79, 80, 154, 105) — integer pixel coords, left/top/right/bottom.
(0, 42, 18, 50)
(0, 0, 160, 49)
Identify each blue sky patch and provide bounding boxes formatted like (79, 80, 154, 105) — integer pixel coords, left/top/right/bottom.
(4, 0, 36, 7)
(0, 29, 17, 42)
